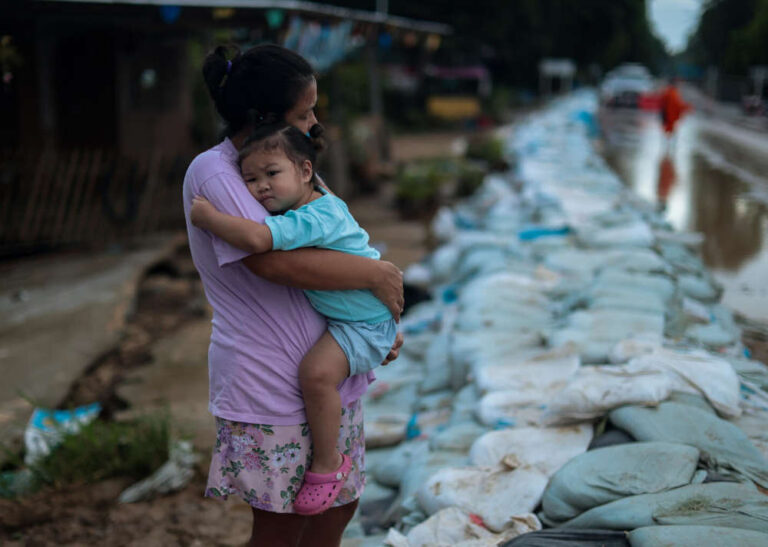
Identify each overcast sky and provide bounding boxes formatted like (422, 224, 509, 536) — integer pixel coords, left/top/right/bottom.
(648, 0, 704, 53)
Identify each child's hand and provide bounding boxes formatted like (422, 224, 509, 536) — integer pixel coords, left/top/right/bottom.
(190, 196, 217, 230)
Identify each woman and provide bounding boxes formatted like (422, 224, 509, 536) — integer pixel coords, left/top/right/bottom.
(183, 44, 404, 546)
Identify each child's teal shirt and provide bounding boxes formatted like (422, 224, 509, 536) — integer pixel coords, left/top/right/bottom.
(264, 191, 392, 324)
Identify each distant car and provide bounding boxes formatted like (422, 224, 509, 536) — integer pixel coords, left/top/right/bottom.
(600, 64, 657, 109)
(741, 95, 766, 116)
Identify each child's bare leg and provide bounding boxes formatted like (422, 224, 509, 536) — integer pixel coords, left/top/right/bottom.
(299, 331, 350, 475)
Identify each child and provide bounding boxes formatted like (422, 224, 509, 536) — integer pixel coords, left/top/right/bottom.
(190, 121, 397, 515)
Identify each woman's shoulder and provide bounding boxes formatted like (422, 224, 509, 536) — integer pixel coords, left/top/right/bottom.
(185, 142, 240, 185)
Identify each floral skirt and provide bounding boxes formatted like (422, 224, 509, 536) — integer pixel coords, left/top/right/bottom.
(205, 399, 365, 513)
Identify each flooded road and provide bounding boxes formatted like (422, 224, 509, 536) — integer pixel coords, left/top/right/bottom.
(598, 108, 768, 322)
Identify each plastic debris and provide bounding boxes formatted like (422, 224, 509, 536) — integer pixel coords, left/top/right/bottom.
(118, 440, 200, 503)
(24, 403, 101, 465)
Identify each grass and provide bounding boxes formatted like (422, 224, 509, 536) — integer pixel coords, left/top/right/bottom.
(1, 412, 171, 496)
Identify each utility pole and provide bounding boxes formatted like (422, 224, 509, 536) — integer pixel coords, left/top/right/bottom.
(367, 0, 388, 162)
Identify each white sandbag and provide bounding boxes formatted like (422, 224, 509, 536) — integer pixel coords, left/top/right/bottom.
(458, 272, 557, 307)
(681, 297, 711, 324)
(429, 422, 489, 453)
(554, 309, 665, 344)
(402, 263, 432, 289)
(474, 346, 580, 394)
(385, 507, 540, 547)
(678, 273, 720, 301)
(628, 348, 742, 418)
(431, 206, 457, 242)
(450, 384, 480, 425)
(420, 331, 452, 394)
(577, 220, 654, 248)
(544, 364, 672, 424)
(603, 249, 671, 274)
(476, 389, 551, 428)
(416, 466, 549, 532)
(608, 336, 662, 364)
(365, 413, 410, 448)
(595, 270, 675, 302)
(398, 445, 469, 502)
(430, 244, 462, 282)
(685, 322, 739, 348)
(371, 441, 428, 488)
(452, 331, 543, 375)
(469, 425, 593, 476)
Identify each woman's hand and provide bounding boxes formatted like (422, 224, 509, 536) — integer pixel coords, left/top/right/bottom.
(190, 196, 218, 231)
(381, 332, 404, 366)
(371, 261, 404, 322)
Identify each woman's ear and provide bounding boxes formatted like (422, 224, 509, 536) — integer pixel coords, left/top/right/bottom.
(300, 159, 313, 184)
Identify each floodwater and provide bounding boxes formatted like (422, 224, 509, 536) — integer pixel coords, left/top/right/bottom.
(598, 108, 768, 323)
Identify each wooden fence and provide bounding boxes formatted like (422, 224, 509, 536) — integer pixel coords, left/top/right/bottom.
(0, 147, 191, 255)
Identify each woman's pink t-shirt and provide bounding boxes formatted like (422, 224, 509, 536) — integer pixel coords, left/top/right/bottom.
(182, 139, 373, 425)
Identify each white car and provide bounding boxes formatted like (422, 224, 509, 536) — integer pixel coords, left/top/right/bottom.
(600, 64, 656, 108)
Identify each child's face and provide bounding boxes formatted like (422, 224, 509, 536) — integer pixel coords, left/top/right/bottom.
(241, 148, 313, 213)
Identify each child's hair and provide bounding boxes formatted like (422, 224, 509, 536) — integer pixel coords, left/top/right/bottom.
(238, 122, 321, 184)
(202, 44, 315, 137)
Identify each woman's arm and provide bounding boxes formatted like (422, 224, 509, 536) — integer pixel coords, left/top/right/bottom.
(242, 250, 404, 321)
(191, 196, 273, 254)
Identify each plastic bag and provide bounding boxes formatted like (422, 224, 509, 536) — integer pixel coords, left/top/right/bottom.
(24, 403, 101, 465)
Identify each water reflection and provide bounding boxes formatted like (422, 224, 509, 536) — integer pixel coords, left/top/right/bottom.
(599, 108, 764, 272)
(599, 107, 768, 321)
(655, 154, 676, 212)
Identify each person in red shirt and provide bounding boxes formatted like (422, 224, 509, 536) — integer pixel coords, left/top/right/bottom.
(659, 77, 692, 137)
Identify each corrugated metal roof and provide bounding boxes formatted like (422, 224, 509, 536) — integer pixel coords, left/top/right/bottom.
(36, 0, 452, 34)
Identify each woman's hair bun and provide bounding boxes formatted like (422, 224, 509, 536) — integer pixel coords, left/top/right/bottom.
(202, 45, 240, 98)
(308, 123, 326, 152)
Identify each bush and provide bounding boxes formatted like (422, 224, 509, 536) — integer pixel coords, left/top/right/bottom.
(395, 158, 456, 218)
(456, 160, 487, 197)
(465, 134, 508, 171)
(31, 413, 170, 488)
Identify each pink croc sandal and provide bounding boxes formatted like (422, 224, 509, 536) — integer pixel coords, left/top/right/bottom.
(293, 453, 352, 516)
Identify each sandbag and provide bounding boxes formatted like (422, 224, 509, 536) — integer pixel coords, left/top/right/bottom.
(416, 466, 549, 532)
(469, 425, 593, 476)
(627, 349, 741, 418)
(384, 507, 540, 547)
(541, 442, 699, 523)
(560, 482, 768, 532)
(429, 422, 489, 453)
(475, 346, 579, 395)
(476, 389, 550, 428)
(503, 529, 629, 547)
(576, 220, 654, 248)
(610, 402, 768, 488)
(544, 364, 672, 424)
(629, 525, 768, 547)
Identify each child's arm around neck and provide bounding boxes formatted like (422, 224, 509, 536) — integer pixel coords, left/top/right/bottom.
(191, 196, 273, 254)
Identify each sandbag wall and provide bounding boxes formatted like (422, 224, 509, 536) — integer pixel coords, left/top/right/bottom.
(351, 92, 768, 547)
